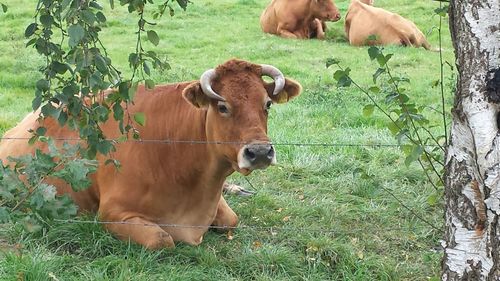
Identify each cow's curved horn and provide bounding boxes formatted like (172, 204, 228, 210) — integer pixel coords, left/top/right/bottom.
(261, 64, 285, 96)
(200, 68, 226, 101)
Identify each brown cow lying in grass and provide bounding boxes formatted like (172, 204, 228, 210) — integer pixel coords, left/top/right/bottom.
(345, 0, 431, 49)
(260, 0, 341, 39)
(0, 59, 302, 249)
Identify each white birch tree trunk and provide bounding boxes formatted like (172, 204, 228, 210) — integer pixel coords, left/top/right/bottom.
(443, 0, 500, 279)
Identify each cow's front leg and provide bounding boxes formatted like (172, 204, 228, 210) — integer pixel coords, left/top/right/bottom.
(311, 18, 325, 39)
(277, 23, 300, 39)
(103, 216, 175, 249)
(211, 195, 238, 232)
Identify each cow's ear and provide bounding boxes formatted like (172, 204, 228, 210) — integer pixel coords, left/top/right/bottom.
(182, 82, 210, 108)
(265, 78, 302, 104)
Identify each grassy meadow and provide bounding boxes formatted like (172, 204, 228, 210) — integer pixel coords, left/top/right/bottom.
(0, 0, 454, 280)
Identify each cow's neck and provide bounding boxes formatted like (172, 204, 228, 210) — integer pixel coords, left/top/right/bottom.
(135, 87, 234, 192)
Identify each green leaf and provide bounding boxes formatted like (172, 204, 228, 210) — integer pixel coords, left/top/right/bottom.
(377, 54, 393, 67)
(368, 46, 380, 60)
(333, 68, 352, 87)
(52, 61, 68, 74)
(61, 0, 72, 10)
(52, 159, 97, 191)
(28, 135, 38, 145)
(95, 55, 108, 74)
(36, 127, 47, 136)
(387, 122, 400, 135)
(40, 14, 53, 27)
(118, 81, 130, 100)
(1, 3, 7, 13)
(368, 86, 380, 93)
(89, 2, 103, 10)
(143, 61, 151, 76)
(145, 79, 155, 89)
(128, 53, 139, 68)
(434, 6, 448, 17)
(96, 140, 114, 155)
(427, 193, 439, 206)
(36, 79, 50, 91)
(176, 0, 189, 10)
(58, 111, 68, 127)
(113, 102, 124, 121)
(372, 68, 385, 83)
(134, 112, 146, 126)
(362, 104, 375, 117)
(96, 11, 107, 23)
(109, 0, 114, 9)
(41, 103, 61, 119)
(333, 69, 345, 81)
(325, 58, 339, 68)
(404, 145, 423, 166)
(81, 10, 96, 25)
(147, 30, 160, 46)
(32, 95, 43, 111)
(68, 24, 85, 48)
(24, 23, 38, 38)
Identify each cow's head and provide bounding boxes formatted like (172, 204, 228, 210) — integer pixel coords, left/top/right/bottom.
(312, 0, 341, 22)
(182, 59, 301, 175)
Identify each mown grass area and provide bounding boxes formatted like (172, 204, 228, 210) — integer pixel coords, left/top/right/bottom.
(0, 0, 454, 280)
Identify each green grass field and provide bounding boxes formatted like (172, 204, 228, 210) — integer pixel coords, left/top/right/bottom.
(0, 0, 454, 279)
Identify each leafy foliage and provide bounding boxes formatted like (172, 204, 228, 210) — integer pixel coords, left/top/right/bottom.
(1, 0, 188, 232)
(0, 2, 7, 13)
(0, 138, 97, 231)
(328, 46, 447, 203)
(327, 21, 453, 208)
(25, 0, 184, 158)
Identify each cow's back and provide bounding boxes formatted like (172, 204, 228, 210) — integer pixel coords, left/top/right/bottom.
(346, 0, 430, 49)
(0, 112, 40, 161)
(260, 0, 313, 35)
(0, 82, 198, 213)
(260, 0, 280, 33)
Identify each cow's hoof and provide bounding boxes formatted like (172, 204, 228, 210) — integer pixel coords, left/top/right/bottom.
(223, 183, 255, 196)
(236, 188, 255, 196)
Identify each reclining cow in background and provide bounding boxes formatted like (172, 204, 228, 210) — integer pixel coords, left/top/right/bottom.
(260, 0, 341, 39)
(345, 0, 431, 49)
(0, 59, 302, 249)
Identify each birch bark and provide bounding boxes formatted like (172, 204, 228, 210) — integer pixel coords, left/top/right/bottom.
(443, 0, 500, 280)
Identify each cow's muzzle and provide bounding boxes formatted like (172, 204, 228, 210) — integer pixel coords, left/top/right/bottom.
(327, 13, 341, 22)
(237, 142, 276, 172)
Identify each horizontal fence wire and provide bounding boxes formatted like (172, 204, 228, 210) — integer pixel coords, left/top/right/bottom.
(0, 136, 442, 148)
(53, 219, 442, 234)
(0, 136, 444, 234)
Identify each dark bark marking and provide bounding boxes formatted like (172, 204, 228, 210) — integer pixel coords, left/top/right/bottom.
(486, 68, 500, 103)
(488, 215, 499, 280)
(471, 180, 487, 234)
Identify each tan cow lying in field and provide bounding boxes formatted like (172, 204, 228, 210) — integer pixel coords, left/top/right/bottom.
(345, 0, 431, 49)
(260, 0, 341, 39)
(0, 59, 302, 249)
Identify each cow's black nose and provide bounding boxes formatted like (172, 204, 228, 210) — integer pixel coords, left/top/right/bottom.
(243, 147, 256, 162)
(243, 143, 274, 168)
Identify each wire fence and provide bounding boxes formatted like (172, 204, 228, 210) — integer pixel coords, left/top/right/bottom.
(0, 135, 444, 235)
(52, 218, 442, 234)
(0, 136, 443, 148)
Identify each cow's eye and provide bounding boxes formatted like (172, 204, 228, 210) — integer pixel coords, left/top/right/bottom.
(218, 104, 229, 114)
(265, 100, 272, 111)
